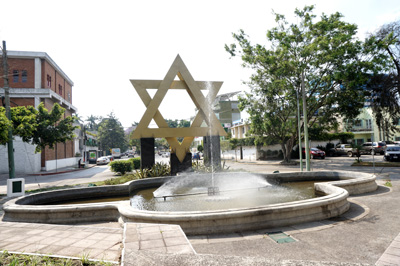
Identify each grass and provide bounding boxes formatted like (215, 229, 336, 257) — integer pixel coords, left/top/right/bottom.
(0, 250, 115, 266)
(384, 180, 393, 187)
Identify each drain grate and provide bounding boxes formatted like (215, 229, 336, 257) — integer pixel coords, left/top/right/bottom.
(267, 231, 296, 244)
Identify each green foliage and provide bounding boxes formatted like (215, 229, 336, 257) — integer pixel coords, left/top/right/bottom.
(226, 5, 382, 162)
(128, 157, 141, 169)
(133, 162, 171, 178)
(98, 112, 128, 153)
(85, 115, 101, 131)
(0, 250, 111, 265)
(197, 144, 204, 152)
(0, 108, 12, 145)
(109, 160, 133, 175)
(0, 103, 77, 152)
(31, 103, 77, 152)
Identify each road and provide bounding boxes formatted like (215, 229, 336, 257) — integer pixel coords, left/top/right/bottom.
(0, 165, 112, 194)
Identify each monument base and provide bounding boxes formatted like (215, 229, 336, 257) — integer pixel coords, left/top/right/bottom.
(171, 153, 192, 176)
(140, 138, 155, 169)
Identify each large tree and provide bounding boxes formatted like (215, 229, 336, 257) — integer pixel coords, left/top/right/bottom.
(366, 20, 400, 140)
(225, 6, 382, 162)
(97, 112, 128, 153)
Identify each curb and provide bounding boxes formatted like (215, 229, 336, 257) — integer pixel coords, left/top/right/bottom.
(30, 165, 96, 176)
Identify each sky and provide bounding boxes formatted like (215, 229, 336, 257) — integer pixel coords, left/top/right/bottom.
(1, 0, 400, 128)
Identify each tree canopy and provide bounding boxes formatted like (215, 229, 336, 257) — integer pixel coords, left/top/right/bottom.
(0, 103, 77, 152)
(366, 20, 400, 140)
(225, 5, 385, 162)
(97, 112, 128, 153)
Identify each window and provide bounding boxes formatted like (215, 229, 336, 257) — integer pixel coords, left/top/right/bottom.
(13, 70, 19, 82)
(354, 119, 362, 127)
(58, 84, 62, 95)
(22, 70, 27, 82)
(365, 119, 372, 129)
(47, 75, 52, 87)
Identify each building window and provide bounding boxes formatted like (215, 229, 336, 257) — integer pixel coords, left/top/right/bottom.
(13, 70, 19, 82)
(47, 75, 52, 87)
(22, 70, 27, 83)
(354, 119, 362, 127)
(58, 84, 62, 95)
(366, 119, 372, 129)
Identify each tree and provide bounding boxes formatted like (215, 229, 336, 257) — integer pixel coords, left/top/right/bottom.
(30, 103, 77, 152)
(0, 103, 77, 152)
(225, 6, 380, 162)
(0, 108, 12, 145)
(86, 115, 101, 131)
(367, 21, 400, 140)
(98, 112, 128, 153)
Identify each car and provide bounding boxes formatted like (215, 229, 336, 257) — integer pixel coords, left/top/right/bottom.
(96, 156, 110, 165)
(161, 152, 170, 158)
(192, 152, 201, 160)
(302, 147, 325, 159)
(383, 145, 400, 161)
(360, 142, 386, 155)
(328, 144, 360, 157)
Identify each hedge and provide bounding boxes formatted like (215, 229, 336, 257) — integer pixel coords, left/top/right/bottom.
(110, 157, 141, 175)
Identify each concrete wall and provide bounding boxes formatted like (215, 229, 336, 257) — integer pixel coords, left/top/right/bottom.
(45, 157, 80, 172)
(0, 137, 41, 174)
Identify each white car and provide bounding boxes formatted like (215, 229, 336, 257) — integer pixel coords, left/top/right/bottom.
(96, 156, 110, 165)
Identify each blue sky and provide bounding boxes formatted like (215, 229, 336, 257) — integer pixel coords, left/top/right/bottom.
(1, 0, 399, 127)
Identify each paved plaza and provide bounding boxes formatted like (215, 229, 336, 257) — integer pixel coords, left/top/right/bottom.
(0, 156, 400, 265)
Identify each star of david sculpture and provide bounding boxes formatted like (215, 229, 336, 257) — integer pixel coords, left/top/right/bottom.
(131, 55, 227, 175)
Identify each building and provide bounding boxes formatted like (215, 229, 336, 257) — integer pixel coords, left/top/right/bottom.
(345, 107, 400, 145)
(0, 51, 78, 173)
(212, 91, 241, 131)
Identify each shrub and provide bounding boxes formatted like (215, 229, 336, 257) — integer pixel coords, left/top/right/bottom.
(133, 162, 171, 178)
(110, 160, 133, 175)
(128, 157, 141, 169)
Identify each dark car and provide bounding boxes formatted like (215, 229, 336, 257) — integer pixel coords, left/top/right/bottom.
(302, 147, 325, 159)
(383, 145, 400, 161)
(328, 144, 360, 157)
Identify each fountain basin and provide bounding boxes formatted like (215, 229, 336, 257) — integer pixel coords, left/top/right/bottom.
(2, 171, 377, 235)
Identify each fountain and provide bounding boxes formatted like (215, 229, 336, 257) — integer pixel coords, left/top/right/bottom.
(2, 170, 378, 235)
(1, 56, 379, 235)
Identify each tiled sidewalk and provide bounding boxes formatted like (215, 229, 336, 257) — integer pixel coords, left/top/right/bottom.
(122, 223, 196, 265)
(0, 222, 122, 263)
(376, 233, 400, 265)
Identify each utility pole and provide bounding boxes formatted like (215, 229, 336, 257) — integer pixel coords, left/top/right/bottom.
(296, 88, 303, 171)
(2, 40, 16, 179)
(301, 72, 310, 171)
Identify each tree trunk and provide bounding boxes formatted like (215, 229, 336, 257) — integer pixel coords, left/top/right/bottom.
(281, 136, 295, 162)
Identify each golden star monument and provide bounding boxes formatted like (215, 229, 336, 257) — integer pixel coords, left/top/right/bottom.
(131, 55, 227, 164)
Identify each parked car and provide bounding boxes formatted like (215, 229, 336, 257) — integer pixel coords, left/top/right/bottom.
(383, 145, 400, 162)
(161, 152, 170, 158)
(302, 148, 325, 159)
(192, 152, 201, 160)
(328, 144, 360, 157)
(96, 156, 110, 165)
(360, 142, 386, 155)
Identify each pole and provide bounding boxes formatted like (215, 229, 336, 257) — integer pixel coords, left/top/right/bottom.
(296, 89, 303, 171)
(2, 40, 15, 179)
(301, 72, 310, 171)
